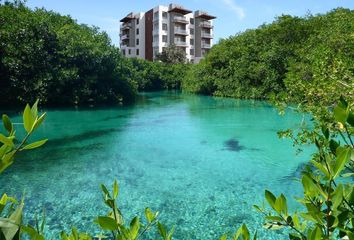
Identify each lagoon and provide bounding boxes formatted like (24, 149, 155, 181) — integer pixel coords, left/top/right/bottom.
(0, 92, 311, 239)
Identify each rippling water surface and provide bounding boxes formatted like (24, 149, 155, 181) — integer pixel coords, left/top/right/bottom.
(0, 92, 312, 239)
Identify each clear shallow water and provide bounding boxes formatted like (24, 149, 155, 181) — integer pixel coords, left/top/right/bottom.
(0, 92, 312, 239)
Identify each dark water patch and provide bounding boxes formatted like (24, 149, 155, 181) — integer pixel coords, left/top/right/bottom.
(224, 138, 245, 152)
(249, 147, 261, 151)
(44, 128, 121, 147)
(281, 162, 312, 181)
(200, 140, 207, 145)
(227, 213, 252, 226)
(101, 114, 131, 122)
(223, 138, 261, 152)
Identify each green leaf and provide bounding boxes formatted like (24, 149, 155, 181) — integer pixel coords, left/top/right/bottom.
(348, 111, 354, 127)
(31, 100, 39, 119)
(263, 222, 284, 230)
(144, 207, 155, 223)
(21, 139, 48, 151)
(2, 115, 13, 133)
(129, 217, 140, 240)
(265, 215, 283, 222)
(329, 139, 339, 155)
(157, 222, 167, 239)
(23, 104, 34, 133)
(321, 126, 329, 139)
(334, 103, 348, 124)
(219, 234, 228, 240)
(113, 180, 119, 199)
(333, 147, 351, 179)
(311, 160, 330, 179)
(307, 226, 322, 240)
(332, 184, 343, 210)
(100, 184, 111, 198)
(241, 224, 250, 240)
(265, 190, 276, 209)
(0, 134, 14, 147)
(252, 205, 263, 213)
(32, 113, 46, 131)
(95, 216, 118, 231)
(274, 194, 287, 215)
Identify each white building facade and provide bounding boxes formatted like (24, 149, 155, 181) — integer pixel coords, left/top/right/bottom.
(119, 4, 216, 63)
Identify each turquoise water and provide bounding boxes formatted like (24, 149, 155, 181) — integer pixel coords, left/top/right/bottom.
(0, 92, 312, 239)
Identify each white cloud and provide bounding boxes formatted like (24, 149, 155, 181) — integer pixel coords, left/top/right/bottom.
(221, 0, 245, 19)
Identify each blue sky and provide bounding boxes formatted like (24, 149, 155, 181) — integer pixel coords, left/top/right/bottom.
(27, 0, 354, 46)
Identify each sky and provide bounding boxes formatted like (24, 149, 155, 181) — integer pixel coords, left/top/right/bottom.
(26, 0, 354, 46)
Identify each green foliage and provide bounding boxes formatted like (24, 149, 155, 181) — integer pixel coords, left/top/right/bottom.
(155, 44, 187, 64)
(93, 180, 164, 240)
(248, 99, 354, 239)
(0, 100, 47, 173)
(0, 1, 137, 106)
(0, 101, 47, 240)
(220, 224, 257, 240)
(128, 58, 189, 91)
(182, 8, 354, 105)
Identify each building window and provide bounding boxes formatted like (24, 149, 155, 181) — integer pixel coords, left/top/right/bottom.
(162, 11, 167, 18)
(190, 18, 194, 24)
(154, 12, 159, 20)
(136, 49, 139, 55)
(122, 49, 126, 55)
(162, 35, 168, 43)
(128, 49, 131, 55)
(190, 28, 194, 34)
(136, 18, 139, 25)
(162, 23, 168, 31)
(136, 39, 139, 45)
(190, 49, 194, 55)
(190, 39, 194, 45)
(136, 28, 139, 35)
(153, 35, 159, 43)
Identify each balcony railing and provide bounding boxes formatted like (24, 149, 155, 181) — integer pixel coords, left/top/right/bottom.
(120, 23, 132, 30)
(201, 43, 211, 49)
(201, 32, 213, 38)
(174, 28, 188, 35)
(174, 40, 188, 46)
(153, 29, 159, 35)
(173, 16, 189, 24)
(120, 34, 130, 40)
(199, 22, 213, 28)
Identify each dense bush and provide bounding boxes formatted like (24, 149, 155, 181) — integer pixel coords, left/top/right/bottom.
(129, 58, 190, 91)
(182, 8, 354, 108)
(0, 1, 137, 106)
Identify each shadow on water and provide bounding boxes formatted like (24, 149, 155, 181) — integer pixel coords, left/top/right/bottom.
(281, 162, 313, 181)
(223, 138, 262, 152)
(44, 128, 121, 148)
(224, 138, 246, 152)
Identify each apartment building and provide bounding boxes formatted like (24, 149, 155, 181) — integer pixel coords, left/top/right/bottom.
(119, 3, 216, 63)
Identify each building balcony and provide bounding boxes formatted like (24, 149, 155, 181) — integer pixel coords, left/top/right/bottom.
(121, 41, 129, 47)
(199, 22, 213, 28)
(201, 43, 211, 49)
(201, 32, 213, 38)
(174, 28, 188, 35)
(121, 34, 130, 40)
(174, 40, 188, 46)
(168, 4, 192, 15)
(195, 10, 217, 20)
(120, 22, 132, 30)
(153, 29, 159, 35)
(173, 16, 189, 24)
